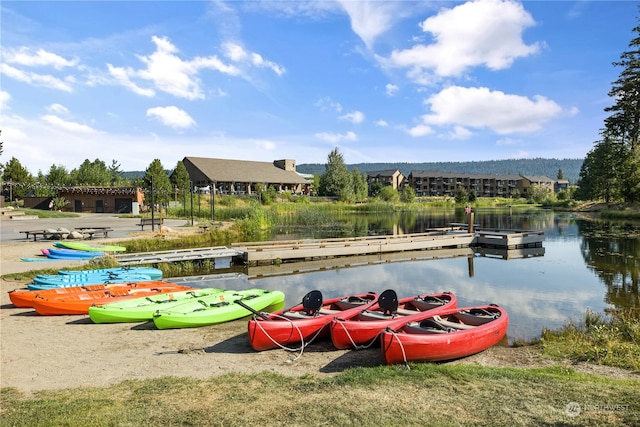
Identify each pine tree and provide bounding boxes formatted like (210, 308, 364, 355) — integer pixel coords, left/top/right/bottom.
(580, 12, 640, 203)
(143, 159, 172, 205)
(318, 148, 353, 201)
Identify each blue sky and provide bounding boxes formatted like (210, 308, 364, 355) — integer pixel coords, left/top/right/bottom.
(1, 1, 638, 174)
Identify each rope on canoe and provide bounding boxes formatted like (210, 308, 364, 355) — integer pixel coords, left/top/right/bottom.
(252, 313, 307, 362)
(333, 320, 386, 350)
(387, 329, 411, 371)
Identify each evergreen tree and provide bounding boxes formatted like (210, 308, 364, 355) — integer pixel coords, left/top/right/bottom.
(70, 159, 111, 185)
(351, 168, 368, 202)
(143, 159, 172, 205)
(108, 160, 124, 186)
(45, 164, 70, 188)
(581, 12, 640, 203)
(400, 186, 416, 203)
(170, 160, 191, 200)
(2, 157, 34, 200)
(318, 148, 352, 201)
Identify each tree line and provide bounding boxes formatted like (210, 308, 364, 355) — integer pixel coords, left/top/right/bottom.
(0, 156, 191, 206)
(575, 11, 640, 204)
(299, 158, 584, 185)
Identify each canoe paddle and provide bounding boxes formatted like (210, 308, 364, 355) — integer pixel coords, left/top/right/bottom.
(234, 299, 272, 321)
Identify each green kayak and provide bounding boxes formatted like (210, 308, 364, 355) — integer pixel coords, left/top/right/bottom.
(88, 288, 224, 323)
(152, 288, 286, 329)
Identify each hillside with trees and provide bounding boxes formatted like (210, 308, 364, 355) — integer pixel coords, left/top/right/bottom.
(298, 158, 583, 184)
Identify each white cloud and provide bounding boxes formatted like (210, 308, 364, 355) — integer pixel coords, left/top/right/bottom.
(110, 35, 240, 100)
(375, 119, 389, 127)
(41, 115, 97, 133)
(3, 47, 78, 69)
(385, 84, 399, 96)
(0, 91, 11, 110)
(381, 0, 540, 82)
(337, 0, 409, 48)
(315, 97, 343, 113)
(406, 124, 433, 137)
(0, 63, 73, 92)
(314, 131, 357, 143)
(47, 104, 69, 115)
(339, 110, 365, 124)
(107, 64, 155, 97)
(337, 1, 394, 48)
(422, 86, 564, 134)
(447, 125, 473, 140)
(223, 42, 286, 76)
(146, 106, 196, 129)
(254, 139, 276, 150)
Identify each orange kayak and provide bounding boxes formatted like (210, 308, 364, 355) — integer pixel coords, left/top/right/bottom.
(9, 281, 179, 309)
(30, 283, 195, 315)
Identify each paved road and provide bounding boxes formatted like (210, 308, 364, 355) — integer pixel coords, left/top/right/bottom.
(0, 213, 195, 275)
(1, 213, 191, 243)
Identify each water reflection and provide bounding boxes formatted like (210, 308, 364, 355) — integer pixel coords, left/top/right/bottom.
(186, 209, 640, 343)
(576, 219, 640, 311)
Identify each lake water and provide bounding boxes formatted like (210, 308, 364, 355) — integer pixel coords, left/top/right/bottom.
(183, 208, 640, 344)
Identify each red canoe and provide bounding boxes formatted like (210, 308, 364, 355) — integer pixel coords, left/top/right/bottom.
(9, 281, 178, 308)
(30, 283, 194, 315)
(247, 290, 378, 351)
(380, 304, 508, 364)
(330, 290, 457, 350)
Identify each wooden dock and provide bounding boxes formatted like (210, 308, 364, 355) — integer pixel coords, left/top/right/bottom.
(243, 247, 474, 279)
(113, 246, 244, 268)
(474, 228, 545, 249)
(108, 228, 544, 268)
(231, 230, 475, 265)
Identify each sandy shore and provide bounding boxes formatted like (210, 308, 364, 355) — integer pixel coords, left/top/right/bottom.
(1, 232, 636, 396)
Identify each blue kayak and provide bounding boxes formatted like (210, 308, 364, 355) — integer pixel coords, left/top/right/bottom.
(56, 267, 164, 280)
(28, 272, 154, 290)
(45, 248, 106, 259)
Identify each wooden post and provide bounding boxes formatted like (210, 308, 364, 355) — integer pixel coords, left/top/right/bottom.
(468, 212, 475, 233)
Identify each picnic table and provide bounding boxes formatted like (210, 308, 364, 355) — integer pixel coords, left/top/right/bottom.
(21, 230, 68, 242)
(74, 227, 114, 239)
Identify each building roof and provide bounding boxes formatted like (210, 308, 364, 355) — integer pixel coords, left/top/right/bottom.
(366, 169, 402, 177)
(522, 175, 554, 183)
(409, 171, 523, 180)
(183, 156, 308, 184)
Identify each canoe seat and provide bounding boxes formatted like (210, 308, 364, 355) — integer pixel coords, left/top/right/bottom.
(359, 310, 396, 320)
(282, 307, 340, 319)
(319, 308, 341, 315)
(395, 307, 420, 316)
(282, 310, 315, 319)
(432, 315, 476, 330)
(455, 310, 499, 326)
(412, 299, 445, 311)
(403, 321, 448, 334)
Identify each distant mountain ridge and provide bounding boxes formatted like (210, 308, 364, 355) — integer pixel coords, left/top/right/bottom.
(297, 158, 583, 184)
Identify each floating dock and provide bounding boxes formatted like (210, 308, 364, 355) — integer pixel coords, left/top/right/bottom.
(231, 230, 475, 265)
(110, 228, 544, 268)
(474, 228, 545, 249)
(113, 246, 243, 268)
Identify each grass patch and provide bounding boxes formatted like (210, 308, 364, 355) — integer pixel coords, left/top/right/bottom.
(1, 364, 638, 426)
(541, 309, 640, 370)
